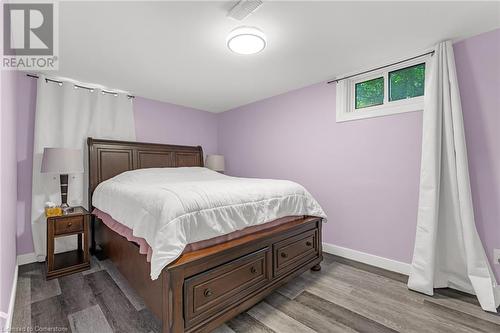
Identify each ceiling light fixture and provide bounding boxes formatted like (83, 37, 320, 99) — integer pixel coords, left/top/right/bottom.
(227, 26, 266, 55)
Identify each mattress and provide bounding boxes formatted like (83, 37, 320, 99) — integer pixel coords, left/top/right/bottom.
(92, 167, 326, 279)
(93, 208, 303, 262)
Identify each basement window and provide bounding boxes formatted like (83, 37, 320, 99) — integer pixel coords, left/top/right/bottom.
(355, 77, 384, 109)
(389, 63, 425, 102)
(336, 56, 428, 122)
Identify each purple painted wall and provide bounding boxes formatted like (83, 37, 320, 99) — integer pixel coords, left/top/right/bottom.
(218, 83, 422, 264)
(134, 97, 218, 155)
(15, 73, 37, 256)
(15, 76, 219, 255)
(454, 29, 500, 280)
(1, 71, 19, 324)
(218, 29, 500, 279)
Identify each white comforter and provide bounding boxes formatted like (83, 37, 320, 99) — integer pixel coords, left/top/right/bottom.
(92, 167, 326, 279)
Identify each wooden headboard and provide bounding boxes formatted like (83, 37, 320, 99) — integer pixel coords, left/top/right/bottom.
(87, 137, 204, 205)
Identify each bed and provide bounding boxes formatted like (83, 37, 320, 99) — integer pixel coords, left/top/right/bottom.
(87, 138, 325, 333)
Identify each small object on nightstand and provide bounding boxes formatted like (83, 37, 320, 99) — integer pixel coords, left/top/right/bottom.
(45, 206, 63, 217)
(44, 201, 62, 217)
(46, 206, 90, 279)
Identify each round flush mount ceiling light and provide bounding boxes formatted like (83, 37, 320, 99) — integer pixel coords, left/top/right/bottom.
(227, 26, 266, 55)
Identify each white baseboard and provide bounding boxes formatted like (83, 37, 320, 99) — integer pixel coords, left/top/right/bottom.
(17, 252, 37, 266)
(1, 265, 18, 331)
(322, 242, 411, 276)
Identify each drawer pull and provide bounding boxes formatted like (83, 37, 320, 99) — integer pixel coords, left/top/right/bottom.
(67, 222, 72, 227)
(250, 266, 257, 274)
(280, 252, 288, 258)
(203, 289, 213, 297)
(306, 241, 312, 246)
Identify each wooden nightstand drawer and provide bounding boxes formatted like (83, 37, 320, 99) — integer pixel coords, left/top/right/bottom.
(54, 216, 84, 235)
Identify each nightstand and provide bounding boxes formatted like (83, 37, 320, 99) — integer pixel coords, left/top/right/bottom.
(46, 206, 90, 279)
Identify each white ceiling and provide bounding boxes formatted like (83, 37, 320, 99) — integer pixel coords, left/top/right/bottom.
(46, 1, 500, 112)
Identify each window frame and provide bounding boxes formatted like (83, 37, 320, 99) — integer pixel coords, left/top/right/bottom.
(336, 55, 429, 122)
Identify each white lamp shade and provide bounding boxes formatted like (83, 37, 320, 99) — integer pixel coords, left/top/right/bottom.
(206, 154, 225, 172)
(41, 148, 84, 174)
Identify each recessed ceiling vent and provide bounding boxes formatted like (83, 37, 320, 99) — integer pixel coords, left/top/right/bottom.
(227, 0, 263, 21)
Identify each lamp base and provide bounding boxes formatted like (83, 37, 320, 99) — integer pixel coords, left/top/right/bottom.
(61, 203, 73, 214)
(60, 174, 70, 213)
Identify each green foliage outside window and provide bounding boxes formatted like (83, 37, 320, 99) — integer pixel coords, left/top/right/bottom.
(389, 63, 425, 101)
(355, 77, 384, 109)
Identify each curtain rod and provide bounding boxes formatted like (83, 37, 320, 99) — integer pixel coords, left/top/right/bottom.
(327, 50, 434, 84)
(26, 73, 135, 99)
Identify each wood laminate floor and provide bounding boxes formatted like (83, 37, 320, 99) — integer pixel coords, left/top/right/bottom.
(12, 253, 500, 332)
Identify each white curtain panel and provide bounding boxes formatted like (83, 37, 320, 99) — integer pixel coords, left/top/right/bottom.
(408, 41, 499, 312)
(31, 77, 136, 260)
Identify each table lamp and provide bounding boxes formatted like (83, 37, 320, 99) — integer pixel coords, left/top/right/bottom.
(41, 148, 84, 211)
(206, 154, 225, 173)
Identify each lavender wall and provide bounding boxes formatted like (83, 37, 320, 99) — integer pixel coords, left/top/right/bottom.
(454, 29, 500, 280)
(134, 97, 218, 155)
(218, 83, 422, 264)
(15, 74, 37, 256)
(15, 76, 219, 255)
(1, 71, 19, 325)
(218, 29, 500, 279)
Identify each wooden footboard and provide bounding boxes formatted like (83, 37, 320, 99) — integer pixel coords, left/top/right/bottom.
(95, 215, 323, 333)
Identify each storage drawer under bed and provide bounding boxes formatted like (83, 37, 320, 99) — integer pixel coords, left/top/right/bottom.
(273, 227, 319, 277)
(183, 247, 272, 328)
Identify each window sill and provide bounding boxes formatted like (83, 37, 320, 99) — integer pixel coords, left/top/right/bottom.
(336, 99, 423, 122)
